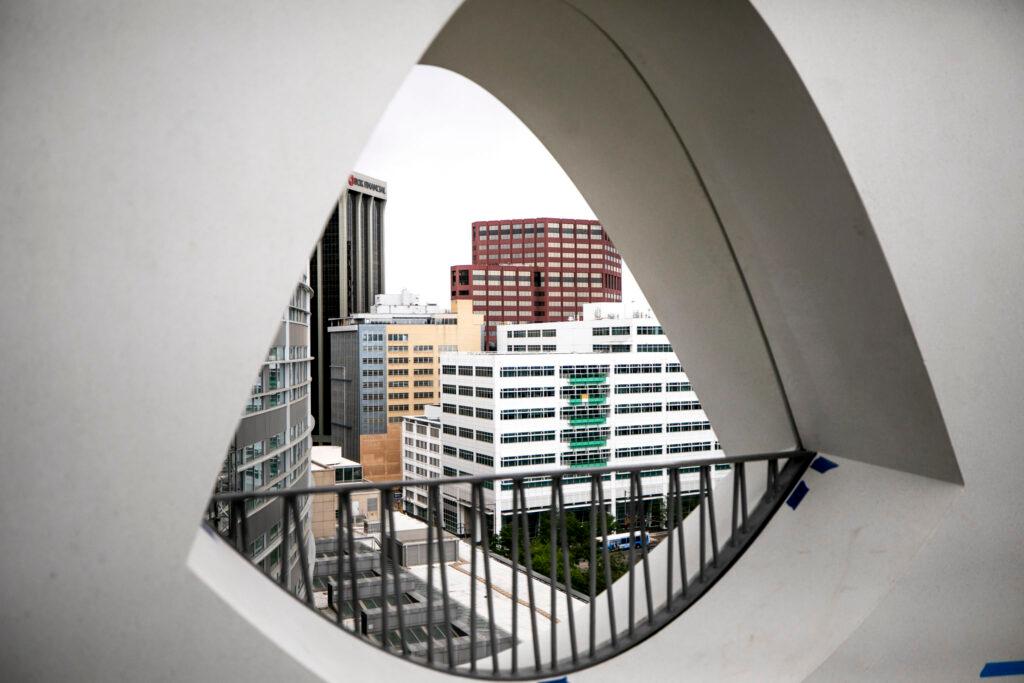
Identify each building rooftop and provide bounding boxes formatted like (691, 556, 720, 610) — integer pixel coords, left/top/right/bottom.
(310, 445, 362, 471)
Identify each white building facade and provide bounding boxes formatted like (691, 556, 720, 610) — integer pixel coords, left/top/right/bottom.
(404, 304, 726, 535)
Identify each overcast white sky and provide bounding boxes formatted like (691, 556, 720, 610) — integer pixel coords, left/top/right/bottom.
(353, 65, 649, 308)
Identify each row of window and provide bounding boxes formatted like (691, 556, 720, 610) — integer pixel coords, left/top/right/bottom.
(507, 328, 558, 338)
(614, 363, 683, 373)
(508, 344, 558, 352)
(500, 407, 556, 420)
(592, 326, 631, 336)
(441, 423, 493, 444)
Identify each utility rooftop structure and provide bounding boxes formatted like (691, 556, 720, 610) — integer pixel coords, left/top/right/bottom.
(450, 218, 623, 350)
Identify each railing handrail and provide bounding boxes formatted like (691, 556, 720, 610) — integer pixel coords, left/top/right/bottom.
(210, 449, 813, 501)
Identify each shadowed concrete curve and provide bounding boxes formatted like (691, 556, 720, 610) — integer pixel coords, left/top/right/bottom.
(422, 0, 961, 484)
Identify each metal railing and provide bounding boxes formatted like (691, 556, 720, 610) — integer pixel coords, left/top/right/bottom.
(207, 449, 813, 679)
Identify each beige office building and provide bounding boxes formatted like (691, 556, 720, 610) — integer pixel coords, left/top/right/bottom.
(328, 292, 483, 482)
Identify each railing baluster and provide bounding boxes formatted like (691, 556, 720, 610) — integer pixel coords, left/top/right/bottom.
(425, 487, 435, 665)
(476, 484, 499, 673)
(704, 466, 719, 568)
(699, 468, 706, 583)
(385, 490, 408, 656)
(379, 489, 389, 650)
(431, 487, 454, 668)
(510, 480, 520, 675)
(627, 472, 637, 638)
(346, 492, 359, 634)
(280, 497, 290, 590)
(289, 495, 313, 607)
(636, 473, 654, 625)
(517, 482, 541, 673)
(666, 467, 676, 605)
(588, 475, 598, 658)
(549, 476, 559, 669)
(731, 464, 740, 547)
(336, 492, 346, 628)
(673, 467, 687, 598)
(469, 481, 478, 672)
(597, 478, 616, 648)
(739, 461, 749, 531)
(557, 483, 578, 665)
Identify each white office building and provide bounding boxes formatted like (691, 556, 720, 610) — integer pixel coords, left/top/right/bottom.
(402, 304, 726, 535)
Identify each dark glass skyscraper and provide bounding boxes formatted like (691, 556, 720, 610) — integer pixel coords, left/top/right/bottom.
(310, 172, 386, 444)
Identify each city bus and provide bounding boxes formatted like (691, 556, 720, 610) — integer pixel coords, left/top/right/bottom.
(601, 531, 650, 551)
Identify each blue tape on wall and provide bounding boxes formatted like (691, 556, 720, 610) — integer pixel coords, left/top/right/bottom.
(980, 660, 1024, 677)
(810, 456, 839, 474)
(786, 480, 809, 510)
(540, 677, 569, 683)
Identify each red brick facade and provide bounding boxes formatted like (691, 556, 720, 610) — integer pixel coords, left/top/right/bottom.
(450, 218, 623, 349)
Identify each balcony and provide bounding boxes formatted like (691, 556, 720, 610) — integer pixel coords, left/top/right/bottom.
(567, 375, 607, 385)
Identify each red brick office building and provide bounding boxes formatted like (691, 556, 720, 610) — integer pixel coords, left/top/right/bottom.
(450, 218, 623, 349)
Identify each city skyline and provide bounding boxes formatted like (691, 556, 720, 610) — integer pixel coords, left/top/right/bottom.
(353, 65, 650, 310)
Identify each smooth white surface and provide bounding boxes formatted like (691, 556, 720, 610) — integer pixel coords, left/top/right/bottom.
(0, 2, 460, 680)
(2, 0, 1021, 680)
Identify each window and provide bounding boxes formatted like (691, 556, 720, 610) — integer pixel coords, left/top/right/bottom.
(667, 441, 714, 454)
(475, 453, 494, 467)
(616, 445, 664, 458)
(500, 453, 556, 467)
(500, 386, 555, 399)
(441, 365, 456, 375)
(458, 427, 474, 439)
(458, 449, 474, 462)
(442, 445, 456, 456)
(388, 404, 409, 412)
(501, 430, 556, 444)
(476, 430, 493, 443)
(665, 363, 683, 373)
(457, 366, 474, 376)
(413, 368, 434, 376)
(666, 382, 692, 392)
(615, 383, 662, 394)
(442, 403, 456, 414)
(560, 426, 610, 442)
(457, 385, 473, 396)
(413, 379, 433, 387)
(458, 405, 473, 417)
(667, 400, 702, 411)
(387, 380, 408, 388)
(638, 344, 673, 353)
(615, 424, 664, 436)
(615, 402, 663, 414)
(542, 329, 556, 338)
(500, 407, 556, 420)
(592, 327, 609, 336)
(442, 384, 456, 395)
(387, 368, 409, 376)
(476, 386, 493, 399)
(389, 356, 409, 364)
(614, 363, 662, 374)
(388, 333, 408, 341)
(413, 345, 434, 352)
(475, 366, 493, 377)
(667, 420, 711, 433)
(637, 325, 664, 335)
(387, 392, 408, 400)
(475, 407, 493, 420)
(500, 366, 555, 377)
(611, 326, 630, 336)
(413, 391, 433, 399)
(442, 424, 456, 435)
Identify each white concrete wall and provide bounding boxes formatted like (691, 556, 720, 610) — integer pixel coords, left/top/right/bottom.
(2, 1, 1021, 681)
(0, 2, 461, 681)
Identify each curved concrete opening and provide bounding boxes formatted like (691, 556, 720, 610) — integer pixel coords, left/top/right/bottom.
(4, 1, 1021, 681)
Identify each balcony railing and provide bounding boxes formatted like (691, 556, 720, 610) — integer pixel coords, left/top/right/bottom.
(207, 450, 813, 679)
